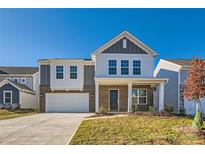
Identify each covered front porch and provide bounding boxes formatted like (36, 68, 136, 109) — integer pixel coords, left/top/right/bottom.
(95, 78, 168, 112)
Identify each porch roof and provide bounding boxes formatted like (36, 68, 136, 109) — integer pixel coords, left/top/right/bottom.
(95, 77, 168, 85)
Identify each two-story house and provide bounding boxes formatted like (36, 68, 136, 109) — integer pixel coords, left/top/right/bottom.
(39, 31, 168, 113)
(0, 66, 39, 109)
(154, 59, 205, 115)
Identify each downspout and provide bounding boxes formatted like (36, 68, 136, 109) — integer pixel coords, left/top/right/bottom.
(177, 69, 181, 114)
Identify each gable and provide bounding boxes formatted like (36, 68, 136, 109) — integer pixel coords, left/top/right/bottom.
(101, 37, 148, 54)
(92, 31, 157, 57)
(0, 83, 20, 104)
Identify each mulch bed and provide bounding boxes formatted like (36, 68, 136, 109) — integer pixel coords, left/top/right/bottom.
(177, 126, 205, 138)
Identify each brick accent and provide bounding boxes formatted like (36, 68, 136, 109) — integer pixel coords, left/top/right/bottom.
(39, 85, 51, 112)
(99, 85, 153, 112)
(39, 85, 95, 113)
(99, 85, 128, 112)
(83, 85, 95, 112)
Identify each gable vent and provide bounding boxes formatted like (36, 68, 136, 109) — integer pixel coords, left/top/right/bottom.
(123, 39, 127, 48)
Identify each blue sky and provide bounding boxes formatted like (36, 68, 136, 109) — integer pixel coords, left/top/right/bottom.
(0, 8, 205, 67)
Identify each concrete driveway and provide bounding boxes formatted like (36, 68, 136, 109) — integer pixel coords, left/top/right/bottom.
(0, 113, 93, 145)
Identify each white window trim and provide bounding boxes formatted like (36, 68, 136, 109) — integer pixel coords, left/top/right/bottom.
(123, 39, 127, 48)
(3, 91, 12, 104)
(13, 78, 19, 82)
(21, 78, 27, 84)
(108, 89, 120, 111)
(56, 65, 64, 79)
(133, 60, 141, 75)
(6, 77, 12, 80)
(108, 60, 117, 75)
(132, 88, 147, 105)
(70, 66, 78, 79)
(121, 60, 129, 75)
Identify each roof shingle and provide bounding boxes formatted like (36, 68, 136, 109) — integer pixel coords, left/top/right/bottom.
(8, 79, 34, 92)
(0, 66, 38, 75)
(164, 59, 193, 66)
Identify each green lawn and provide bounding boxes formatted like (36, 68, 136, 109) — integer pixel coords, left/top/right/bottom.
(70, 114, 205, 145)
(0, 109, 37, 120)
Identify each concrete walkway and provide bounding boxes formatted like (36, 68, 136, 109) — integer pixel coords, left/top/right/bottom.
(0, 113, 92, 145)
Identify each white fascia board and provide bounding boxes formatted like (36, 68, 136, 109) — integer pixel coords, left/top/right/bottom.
(95, 77, 168, 85)
(82, 61, 94, 65)
(92, 31, 158, 57)
(0, 79, 35, 94)
(32, 72, 39, 77)
(38, 59, 86, 65)
(154, 59, 182, 77)
(50, 88, 84, 91)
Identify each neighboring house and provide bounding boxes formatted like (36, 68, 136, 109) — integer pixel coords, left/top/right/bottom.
(39, 31, 168, 113)
(0, 67, 39, 109)
(154, 59, 205, 115)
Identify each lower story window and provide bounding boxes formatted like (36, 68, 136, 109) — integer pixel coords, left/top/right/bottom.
(3, 91, 12, 104)
(132, 89, 147, 105)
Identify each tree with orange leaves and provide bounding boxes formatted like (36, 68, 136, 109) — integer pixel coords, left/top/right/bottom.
(183, 57, 205, 129)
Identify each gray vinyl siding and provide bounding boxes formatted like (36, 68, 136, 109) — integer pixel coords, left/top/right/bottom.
(0, 83, 19, 104)
(40, 65, 50, 86)
(84, 65, 95, 85)
(0, 76, 33, 90)
(102, 37, 148, 54)
(155, 69, 179, 113)
(180, 70, 189, 85)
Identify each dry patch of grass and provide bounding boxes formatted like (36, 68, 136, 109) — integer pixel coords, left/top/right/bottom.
(0, 109, 37, 120)
(70, 115, 205, 145)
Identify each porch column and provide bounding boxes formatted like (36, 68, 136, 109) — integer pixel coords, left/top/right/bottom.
(159, 82, 165, 112)
(128, 82, 132, 112)
(95, 83, 99, 112)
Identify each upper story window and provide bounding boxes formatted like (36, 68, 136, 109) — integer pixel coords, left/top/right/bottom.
(6, 77, 12, 80)
(13, 78, 19, 82)
(56, 66, 64, 79)
(123, 39, 127, 48)
(121, 60, 129, 75)
(133, 60, 141, 75)
(108, 60, 117, 75)
(21, 78, 26, 84)
(70, 66, 77, 79)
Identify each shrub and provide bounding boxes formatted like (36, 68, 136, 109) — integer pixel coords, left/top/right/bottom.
(179, 108, 186, 116)
(192, 112, 203, 129)
(131, 104, 138, 113)
(98, 106, 109, 115)
(0, 104, 5, 109)
(148, 106, 154, 112)
(164, 105, 174, 114)
(10, 104, 20, 110)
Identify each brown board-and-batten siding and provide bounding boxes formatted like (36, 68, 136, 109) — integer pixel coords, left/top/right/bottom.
(102, 37, 148, 54)
(40, 65, 50, 86)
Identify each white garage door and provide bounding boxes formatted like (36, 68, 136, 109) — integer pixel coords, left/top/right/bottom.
(46, 93, 89, 112)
